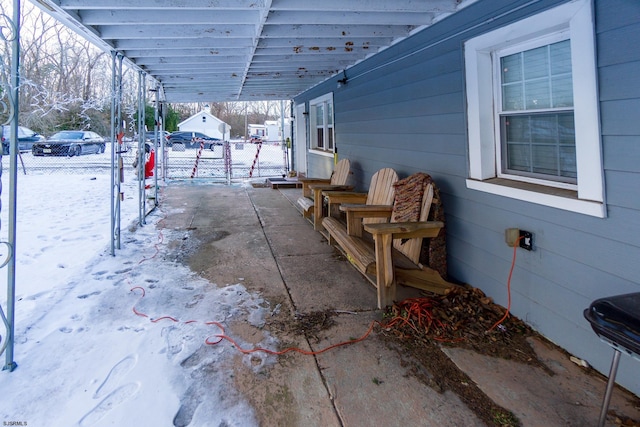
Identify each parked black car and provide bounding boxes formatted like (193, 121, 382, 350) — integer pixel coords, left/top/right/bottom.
(166, 131, 221, 150)
(1, 125, 45, 155)
(32, 130, 106, 157)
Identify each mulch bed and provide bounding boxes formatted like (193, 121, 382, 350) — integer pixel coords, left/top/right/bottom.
(375, 285, 543, 427)
(379, 286, 547, 370)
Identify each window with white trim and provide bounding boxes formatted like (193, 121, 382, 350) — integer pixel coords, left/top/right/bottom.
(464, 0, 605, 217)
(309, 93, 334, 153)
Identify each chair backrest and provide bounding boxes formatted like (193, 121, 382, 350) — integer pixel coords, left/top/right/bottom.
(390, 172, 436, 264)
(363, 168, 399, 225)
(330, 158, 351, 185)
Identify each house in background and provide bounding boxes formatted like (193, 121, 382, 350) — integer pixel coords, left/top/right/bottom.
(248, 124, 266, 139)
(264, 119, 292, 143)
(294, 0, 640, 395)
(264, 120, 279, 142)
(248, 120, 292, 144)
(178, 110, 230, 141)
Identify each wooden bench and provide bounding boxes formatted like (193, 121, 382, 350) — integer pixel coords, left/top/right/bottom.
(296, 158, 352, 230)
(322, 172, 456, 308)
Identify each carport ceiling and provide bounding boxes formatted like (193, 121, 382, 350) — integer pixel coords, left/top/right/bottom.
(31, 0, 468, 103)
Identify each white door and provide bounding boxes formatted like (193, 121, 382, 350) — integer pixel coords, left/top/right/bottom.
(294, 103, 307, 175)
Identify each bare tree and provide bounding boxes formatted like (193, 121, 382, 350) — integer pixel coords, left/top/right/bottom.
(0, 1, 134, 135)
(0, 1, 286, 138)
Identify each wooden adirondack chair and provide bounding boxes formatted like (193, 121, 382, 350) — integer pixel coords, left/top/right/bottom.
(321, 167, 399, 239)
(323, 171, 455, 308)
(296, 158, 352, 230)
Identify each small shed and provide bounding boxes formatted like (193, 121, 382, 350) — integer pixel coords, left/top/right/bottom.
(178, 110, 230, 140)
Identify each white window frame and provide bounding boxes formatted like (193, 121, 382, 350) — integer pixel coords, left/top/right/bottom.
(308, 93, 335, 157)
(464, 0, 605, 217)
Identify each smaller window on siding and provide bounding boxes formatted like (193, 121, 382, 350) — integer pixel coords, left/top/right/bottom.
(309, 93, 335, 154)
(315, 103, 325, 149)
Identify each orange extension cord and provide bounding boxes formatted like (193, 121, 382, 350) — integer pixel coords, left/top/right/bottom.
(487, 235, 523, 332)
(130, 285, 380, 356)
(128, 201, 523, 357)
(129, 285, 472, 356)
(128, 191, 383, 357)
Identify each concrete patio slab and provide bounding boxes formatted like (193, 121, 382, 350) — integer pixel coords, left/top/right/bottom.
(154, 181, 640, 427)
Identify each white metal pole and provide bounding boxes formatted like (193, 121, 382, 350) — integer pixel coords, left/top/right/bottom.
(3, 0, 20, 372)
(152, 85, 159, 203)
(110, 51, 117, 256)
(138, 71, 145, 225)
(116, 55, 123, 246)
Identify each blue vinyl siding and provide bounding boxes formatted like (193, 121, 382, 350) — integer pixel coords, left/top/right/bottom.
(295, 0, 640, 395)
(305, 153, 335, 180)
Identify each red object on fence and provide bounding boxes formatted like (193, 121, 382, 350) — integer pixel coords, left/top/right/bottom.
(248, 141, 262, 178)
(145, 149, 155, 178)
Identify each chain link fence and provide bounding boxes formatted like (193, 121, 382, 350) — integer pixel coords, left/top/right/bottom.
(4, 139, 290, 182)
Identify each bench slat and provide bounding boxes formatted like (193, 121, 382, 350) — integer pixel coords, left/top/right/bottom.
(323, 217, 375, 273)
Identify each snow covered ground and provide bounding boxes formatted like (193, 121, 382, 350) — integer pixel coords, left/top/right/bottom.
(0, 170, 273, 426)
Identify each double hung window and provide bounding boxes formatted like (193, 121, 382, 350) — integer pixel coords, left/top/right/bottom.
(464, 0, 604, 217)
(498, 37, 576, 184)
(309, 93, 334, 153)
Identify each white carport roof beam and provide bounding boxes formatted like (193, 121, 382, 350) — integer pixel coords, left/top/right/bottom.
(238, 0, 272, 99)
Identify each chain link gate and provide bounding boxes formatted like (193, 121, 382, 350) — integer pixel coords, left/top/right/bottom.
(164, 139, 288, 181)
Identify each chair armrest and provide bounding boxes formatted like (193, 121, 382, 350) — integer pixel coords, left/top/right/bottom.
(364, 221, 445, 239)
(364, 221, 445, 290)
(340, 204, 393, 237)
(322, 191, 368, 205)
(299, 177, 331, 184)
(321, 190, 364, 222)
(299, 178, 331, 197)
(308, 184, 353, 192)
(340, 204, 393, 214)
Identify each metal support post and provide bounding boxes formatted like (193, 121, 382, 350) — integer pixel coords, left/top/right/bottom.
(3, 0, 20, 372)
(137, 71, 146, 226)
(110, 51, 118, 256)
